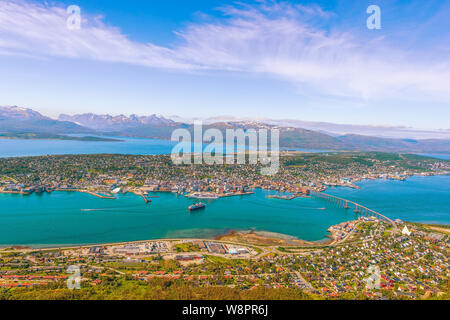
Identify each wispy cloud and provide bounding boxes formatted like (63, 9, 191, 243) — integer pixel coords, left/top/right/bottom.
(0, 0, 192, 69)
(1, 0, 449, 103)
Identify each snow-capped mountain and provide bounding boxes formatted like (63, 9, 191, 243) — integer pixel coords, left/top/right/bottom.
(58, 113, 174, 131)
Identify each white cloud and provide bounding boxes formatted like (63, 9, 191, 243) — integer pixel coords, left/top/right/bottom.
(1, 0, 449, 103)
(0, 0, 192, 69)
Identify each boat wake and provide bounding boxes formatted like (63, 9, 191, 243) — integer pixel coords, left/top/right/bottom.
(81, 204, 145, 212)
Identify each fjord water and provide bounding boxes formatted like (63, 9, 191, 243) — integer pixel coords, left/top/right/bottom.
(0, 138, 448, 246)
(0, 137, 178, 157)
(0, 176, 448, 247)
(326, 175, 450, 225)
(0, 190, 353, 246)
(0, 136, 280, 158)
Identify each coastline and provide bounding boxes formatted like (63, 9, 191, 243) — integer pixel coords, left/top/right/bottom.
(1, 220, 448, 251)
(0, 135, 123, 142)
(317, 171, 449, 193)
(214, 229, 321, 246)
(2, 169, 447, 198)
(0, 230, 328, 251)
(0, 170, 448, 249)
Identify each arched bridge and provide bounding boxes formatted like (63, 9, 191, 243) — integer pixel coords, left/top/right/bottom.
(310, 191, 398, 231)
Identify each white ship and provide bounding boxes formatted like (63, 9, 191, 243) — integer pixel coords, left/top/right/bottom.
(186, 192, 219, 200)
(111, 187, 121, 194)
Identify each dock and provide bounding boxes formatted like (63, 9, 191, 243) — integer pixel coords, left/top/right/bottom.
(81, 191, 116, 200)
(140, 193, 152, 204)
(266, 194, 311, 200)
(218, 192, 254, 198)
(131, 191, 152, 204)
(0, 190, 32, 195)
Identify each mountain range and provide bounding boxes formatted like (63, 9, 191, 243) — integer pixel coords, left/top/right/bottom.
(0, 106, 49, 121)
(0, 106, 94, 134)
(58, 113, 174, 131)
(1, 106, 449, 154)
(171, 115, 450, 140)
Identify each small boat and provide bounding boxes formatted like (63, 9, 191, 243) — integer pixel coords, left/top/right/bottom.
(189, 203, 206, 212)
(111, 187, 121, 194)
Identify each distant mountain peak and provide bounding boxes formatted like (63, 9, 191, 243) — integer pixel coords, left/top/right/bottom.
(0, 105, 50, 121)
(58, 112, 174, 131)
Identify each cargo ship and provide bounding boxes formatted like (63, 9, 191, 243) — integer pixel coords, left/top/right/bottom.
(188, 203, 206, 212)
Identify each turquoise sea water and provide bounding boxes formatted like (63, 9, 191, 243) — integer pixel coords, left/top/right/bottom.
(418, 154, 450, 160)
(0, 137, 178, 158)
(0, 138, 448, 246)
(0, 189, 354, 247)
(326, 175, 450, 225)
(0, 137, 446, 159)
(0, 136, 314, 158)
(0, 176, 448, 247)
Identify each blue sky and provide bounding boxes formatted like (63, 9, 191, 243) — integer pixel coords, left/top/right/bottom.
(0, 0, 449, 129)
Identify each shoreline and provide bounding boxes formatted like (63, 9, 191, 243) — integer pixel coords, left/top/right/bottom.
(1, 221, 448, 251)
(5, 167, 446, 197)
(0, 137, 450, 156)
(213, 229, 322, 247)
(0, 175, 448, 250)
(318, 171, 449, 192)
(0, 232, 328, 251)
(2, 171, 447, 197)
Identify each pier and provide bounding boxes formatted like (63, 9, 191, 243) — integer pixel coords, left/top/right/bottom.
(130, 191, 152, 204)
(140, 193, 152, 204)
(219, 192, 254, 198)
(81, 191, 116, 200)
(310, 191, 398, 231)
(266, 194, 310, 200)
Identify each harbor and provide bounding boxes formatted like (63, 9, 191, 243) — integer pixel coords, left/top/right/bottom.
(0, 188, 355, 246)
(0, 175, 448, 246)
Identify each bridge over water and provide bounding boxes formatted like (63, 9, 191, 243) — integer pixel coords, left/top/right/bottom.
(310, 191, 398, 231)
